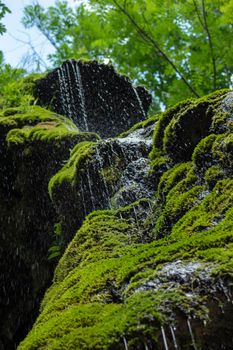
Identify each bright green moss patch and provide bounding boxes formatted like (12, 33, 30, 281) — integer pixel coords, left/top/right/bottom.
(171, 179, 233, 240)
(48, 141, 97, 199)
(150, 89, 230, 163)
(157, 162, 192, 200)
(0, 105, 77, 136)
(19, 199, 233, 349)
(204, 166, 224, 189)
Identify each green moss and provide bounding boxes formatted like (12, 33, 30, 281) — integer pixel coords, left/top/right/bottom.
(17, 89, 233, 349)
(204, 166, 225, 189)
(150, 99, 193, 160)
(119, 113, 159, 138)
(101, 157, 123, 184)
(157, 162, 192, 200)
(150, 90, 229, 162)
(19, 193, 233, 349)
(192, 134, 217, 168)
(171, 179, 233, 240)
(48, 141, 97, 200)
(211, 110, 232, 133)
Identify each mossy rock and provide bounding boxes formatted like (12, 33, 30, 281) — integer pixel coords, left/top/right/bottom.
(150, 90, 230, 163)
(0, 104, 99, 348)
(18, 200, 233, 349)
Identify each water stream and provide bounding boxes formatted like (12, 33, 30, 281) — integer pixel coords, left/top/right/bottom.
(161, 326, 169, 350)
(123, 336, 129, 350)
(132, 85, 146, 119)
(169, 325, 178, 349)
(72, 61, 89, 131)
(187, 318, 197, 350)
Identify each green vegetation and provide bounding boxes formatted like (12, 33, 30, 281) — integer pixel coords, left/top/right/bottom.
(48, 141, 97, 200)
(22, 0, 233, 108)
(18, 88, 233, 349)
(0, 0, 232, 345)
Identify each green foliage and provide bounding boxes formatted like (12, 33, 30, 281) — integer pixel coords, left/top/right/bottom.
(0, 68, 43, 109)
(48, 223, 63, 261)
(0, 1, 10, 35)
(22, 0, 233, 108)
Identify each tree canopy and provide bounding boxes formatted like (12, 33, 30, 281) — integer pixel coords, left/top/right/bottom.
(22, 0, 233, 108)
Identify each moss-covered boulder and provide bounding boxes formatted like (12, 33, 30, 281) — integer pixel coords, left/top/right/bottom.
(0, 106, 98, 349)
(18, 90, 233, 349)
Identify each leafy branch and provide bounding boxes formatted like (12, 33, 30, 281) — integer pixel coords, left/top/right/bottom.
(192, 0, 217, 90)
(112, 0, 200, 97)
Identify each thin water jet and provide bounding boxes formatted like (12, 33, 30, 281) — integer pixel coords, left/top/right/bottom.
(161, 326, 169, 350)
(169, 325, 178, 349)
(187, 318, 197, 350)
(123, 336, 129, 350)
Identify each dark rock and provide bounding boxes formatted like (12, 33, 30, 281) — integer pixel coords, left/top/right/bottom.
(34, 60, 152, 138)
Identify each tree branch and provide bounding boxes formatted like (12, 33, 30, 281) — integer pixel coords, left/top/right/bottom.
(193, 0, 217, 90)
(201, 0, 217, 90)
(112, 0, 199, 97)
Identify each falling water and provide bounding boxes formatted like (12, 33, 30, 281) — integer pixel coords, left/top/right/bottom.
(79, 178, 87, 216)
(86, 167, 95, 210)
(107, 152, 117, 191)
(71, 61, 89, 131)
(219, 278, 231, 301)
(132, 85, 146, 119)
(161, 326, 169, 350)
(144, 342, 149, 350)
(123, 336, 129, 350)
(58, 65, 73, 119)
(95, 144, 112, 208)
(132, 205, 139, 226)
(65, 62, 77, 123)
(57, 69, 67, 115)
(187, 318, 197, 350)
(169, 326, 178, 349)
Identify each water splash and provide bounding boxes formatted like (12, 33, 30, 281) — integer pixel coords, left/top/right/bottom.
(161, 326, 169, 350)
(187, 318, 197, 350)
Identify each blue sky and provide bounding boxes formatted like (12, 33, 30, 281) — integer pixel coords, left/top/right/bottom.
(0, 0, 76, 70)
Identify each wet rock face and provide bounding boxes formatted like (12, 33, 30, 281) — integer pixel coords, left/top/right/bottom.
(49, 122, 155, 242)
(0, 107, 98, 349)
(35, 60, 152, 138)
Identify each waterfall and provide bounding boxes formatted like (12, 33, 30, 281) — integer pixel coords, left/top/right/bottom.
(187, 318, 197, 350)
(71, 60, 89, 131)
(132, 85, 146, 119)
(123, 336, 129, 350)
(57, 64, 73, 119)
(57, 60, 89, 131)
(169, 326, 178, 349)
(161, 326, 169, 350)
(95, 144, 112, 208)
(86, 167, 95, 210)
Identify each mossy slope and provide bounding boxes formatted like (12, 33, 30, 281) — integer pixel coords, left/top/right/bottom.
(0, 105, 99, 349)
(19, 90, 233, 349)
